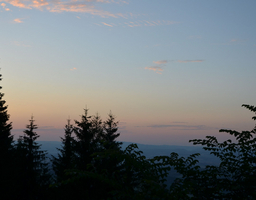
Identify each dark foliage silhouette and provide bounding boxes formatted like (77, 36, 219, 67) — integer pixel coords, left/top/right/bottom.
(165, 104, 256, 199)
(16, 116, 51, 199)
(0, 73, 17, 199)
(52, 118, 76, 182)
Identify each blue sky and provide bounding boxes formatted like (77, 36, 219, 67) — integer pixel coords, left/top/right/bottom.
(1, 0, 256, 145)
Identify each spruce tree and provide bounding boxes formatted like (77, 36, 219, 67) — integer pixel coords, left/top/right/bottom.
(52, 119, 75, 182)
(18, 116, 50, 199)
(0, 73, 16, 198)
(90, 113, 104, 151)
(102, 112, 122, 150)
(0, 73, 13, 152)
(73, 108, 94, 170)
(91, 112, 123, 192)
(0, 72, 20, 200)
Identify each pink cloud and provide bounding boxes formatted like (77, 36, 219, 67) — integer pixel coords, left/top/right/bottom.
(13, 18, 23, 23)
(31, 0, 48, 9)
(47, 3, 118, 18)
(102, 22, 113, 27)
(145, 66, 163, 74)
(3, 0, 31, 9)
(0, 0, 127, 17)
(153, 60, 167, 65)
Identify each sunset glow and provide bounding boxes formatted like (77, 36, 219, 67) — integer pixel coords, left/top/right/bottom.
(1, 0, 256, 145)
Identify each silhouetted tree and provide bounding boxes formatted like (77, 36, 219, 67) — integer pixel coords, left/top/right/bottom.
(0, 74, 13, 153)
(0, 73, 16, 199)
(91, 112, 123, 188)
(102, 112, 122, 150)
(90, 113, 104, 150)
(51, 110, 127, 199)
(17, 116, 50, 199)
(73, 108, 94, 170)
(52, 109, 104, 199)
(52, 119, 75, 182)
(58, 144, 172, 200)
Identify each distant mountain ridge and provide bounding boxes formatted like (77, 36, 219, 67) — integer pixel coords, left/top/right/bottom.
(37, 141, 220, 167)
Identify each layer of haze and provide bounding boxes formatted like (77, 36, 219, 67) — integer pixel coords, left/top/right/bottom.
(1, 0, 256, 145)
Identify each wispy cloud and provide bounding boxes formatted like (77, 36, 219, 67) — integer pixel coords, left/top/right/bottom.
(70, 67, 77, 71)
(145, 59, 204, 74)
(13, 18, 23, 23)
(102, 22, 113, 27)
(147, 124, 218, 130)
(153, 60, 167, 65)
(1, 0, 127, 17)
(145, 60, 167, 74)
(144, 66, 163, 74)
(100, 20, 179, 28)
(177, 60, 203, 63)
(48, 4, 117, 17)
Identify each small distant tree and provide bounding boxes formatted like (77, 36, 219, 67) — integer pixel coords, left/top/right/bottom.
(102, 112, 122, 150)
(17, 116, 50, 199)
(52, 119, 75, 182)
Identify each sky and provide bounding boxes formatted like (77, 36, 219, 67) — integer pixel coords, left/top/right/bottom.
(1, 0, 256, 145)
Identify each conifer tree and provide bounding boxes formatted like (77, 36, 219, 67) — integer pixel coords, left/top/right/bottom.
(0, 72, 16, 199)
(0, 73, 13, 156)
(73, 108, 94, 170)
(90, 113, 104, 151)
(18, 116, 50, 199)
(91, 112, 123, 188)
(102, 112, 122, 150)
(52, 119, 75, 182)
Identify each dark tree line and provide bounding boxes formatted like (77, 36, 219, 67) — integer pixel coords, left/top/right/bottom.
(1, 72, 256, 199)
